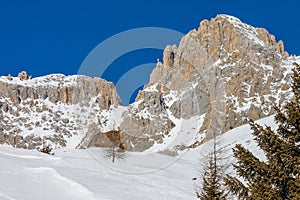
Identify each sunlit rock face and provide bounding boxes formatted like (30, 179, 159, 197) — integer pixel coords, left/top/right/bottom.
(118, 14, 297, 151)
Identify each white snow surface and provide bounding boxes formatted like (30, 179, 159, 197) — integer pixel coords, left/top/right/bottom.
(1, 74, 75, 87)
(0, 115, 276, 200)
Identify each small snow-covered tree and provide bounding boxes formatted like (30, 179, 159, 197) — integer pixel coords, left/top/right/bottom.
(104, 145, 126, 163)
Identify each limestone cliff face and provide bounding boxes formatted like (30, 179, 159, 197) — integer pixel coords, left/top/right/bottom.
(116, 14, 299, 152)
(0, 74, 119, 109)
(0, 74, 121, 149)
(118, 87, 175, 151)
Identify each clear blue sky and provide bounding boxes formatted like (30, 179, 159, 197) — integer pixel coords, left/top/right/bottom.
(0, 0, 299, 80)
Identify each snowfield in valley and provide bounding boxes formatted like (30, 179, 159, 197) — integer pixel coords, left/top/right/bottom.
(0, 116, 276, 200)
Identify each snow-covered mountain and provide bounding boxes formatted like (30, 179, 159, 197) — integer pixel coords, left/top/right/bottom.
(0, 115, 276, 200)
(0, 73, 123, 149)
(119, 14, 300, 152)
(0, 14, 299, 153)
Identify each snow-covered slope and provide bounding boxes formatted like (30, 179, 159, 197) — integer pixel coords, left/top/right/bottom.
(0, 115, 276, 200)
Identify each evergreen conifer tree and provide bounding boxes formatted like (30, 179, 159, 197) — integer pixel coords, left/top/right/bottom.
(197, 137, 228, 200)
(225, 63, 300, 199)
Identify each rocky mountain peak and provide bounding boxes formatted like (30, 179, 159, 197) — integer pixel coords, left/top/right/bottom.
(198, 14, 286, 56)
(155, 15, 287, 87)
(126, 14, 299, 152)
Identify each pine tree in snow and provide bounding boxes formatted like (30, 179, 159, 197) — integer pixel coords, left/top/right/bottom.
(225, 63, 300, 199)
(197, 137, 228, 200)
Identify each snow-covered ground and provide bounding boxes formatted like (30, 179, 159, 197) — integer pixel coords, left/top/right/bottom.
(0, 115, 276, 200)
